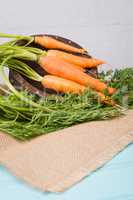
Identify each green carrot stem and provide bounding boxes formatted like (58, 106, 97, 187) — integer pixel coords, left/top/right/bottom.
(7, 59, 43, 82)
(0, 85, 11, 94)
(0, 32, 33, 43)
(0, 58, 51, 112)
(0, 67, 51, 111)
(0, 45, 46, 61)
(0, 66, 38, 107)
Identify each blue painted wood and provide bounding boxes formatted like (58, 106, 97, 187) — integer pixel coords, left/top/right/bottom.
(0, 144, 133, 200)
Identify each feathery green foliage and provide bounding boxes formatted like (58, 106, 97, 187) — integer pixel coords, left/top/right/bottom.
(0, 67, 133, 141)
(0, 90, 122, 140)
(100, 68, 133, 108)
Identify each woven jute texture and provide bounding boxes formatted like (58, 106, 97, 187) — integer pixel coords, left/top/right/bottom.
(0, 110, 133, 192)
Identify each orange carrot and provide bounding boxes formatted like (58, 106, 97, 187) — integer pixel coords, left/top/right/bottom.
(41, 75, 85, 94)
(65, 64, 85, 72)
(47, 50, 105, 68)
(72, 65, 85, 71)
(35, 36, 86, 54)
(38, 56, 116, 95)
(42, 75, 115, 105)
(97, 92, 115, 106)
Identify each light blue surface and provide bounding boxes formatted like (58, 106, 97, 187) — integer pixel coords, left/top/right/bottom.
(0, 144, 133, 200)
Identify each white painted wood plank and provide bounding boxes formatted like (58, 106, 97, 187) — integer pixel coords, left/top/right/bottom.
(0, 0, 133, 83)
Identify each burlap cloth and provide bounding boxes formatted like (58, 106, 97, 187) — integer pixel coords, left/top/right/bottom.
(0, 110, 133, 192)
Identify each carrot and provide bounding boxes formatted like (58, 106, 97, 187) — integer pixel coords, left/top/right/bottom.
(47, 50, 105, 68)
(52, 61, 85, 72)
(97, 92, 116, 106)
(42, 75, 115, 105)
(38, 56, 116, 95)
(34, 36, 86, 54)
(65, 64, 85, 72)
(41, 75, 85, 94)
(0, 33, 86, 54)
(72, 65, 85, 71)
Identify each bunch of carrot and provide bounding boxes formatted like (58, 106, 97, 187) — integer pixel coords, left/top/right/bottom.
(0, 33, 116, 105)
